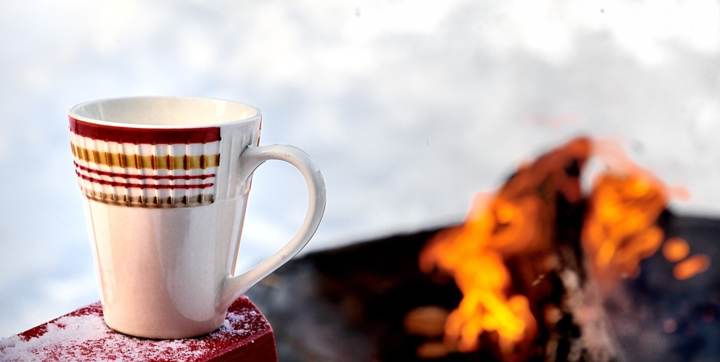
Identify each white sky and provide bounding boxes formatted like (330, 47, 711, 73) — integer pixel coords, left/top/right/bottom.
(1, 0, 720, 336)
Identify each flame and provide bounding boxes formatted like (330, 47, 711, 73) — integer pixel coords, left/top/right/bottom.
(583, 140, 714, 287)
(420, 138, 591, 353)
(421, 137, 711, 353)
(419, 197, 536, 353)
(582, 172, 667, 280)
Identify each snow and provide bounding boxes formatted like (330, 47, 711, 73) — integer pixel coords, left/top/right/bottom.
(0, 302, 268, 362)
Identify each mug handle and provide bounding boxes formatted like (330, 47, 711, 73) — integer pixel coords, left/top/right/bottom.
(220, 145, 326, 308)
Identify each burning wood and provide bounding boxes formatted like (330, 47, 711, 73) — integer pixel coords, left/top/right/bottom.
(420, 137, 712, 361)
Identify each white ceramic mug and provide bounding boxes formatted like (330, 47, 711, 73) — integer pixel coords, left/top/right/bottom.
(68, 96, 326, 338)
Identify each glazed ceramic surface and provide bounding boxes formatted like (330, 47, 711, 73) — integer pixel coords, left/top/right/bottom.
(69, 96, 326, 338)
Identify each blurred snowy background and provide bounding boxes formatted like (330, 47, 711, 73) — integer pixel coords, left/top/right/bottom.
(2, 0, 720, 336)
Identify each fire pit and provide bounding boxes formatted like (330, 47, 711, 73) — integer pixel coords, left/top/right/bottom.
(247, 138, 718, 362)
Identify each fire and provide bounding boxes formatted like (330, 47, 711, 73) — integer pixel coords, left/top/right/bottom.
(582, 142, 712, 283)
(582, 172, 667, 281)
(419, 196, 536, 353)
(420, 138, 591, 353)
(420, 137, 711, 354)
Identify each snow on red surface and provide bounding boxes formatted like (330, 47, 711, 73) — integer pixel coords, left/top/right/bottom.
(0, 297, 276, 362)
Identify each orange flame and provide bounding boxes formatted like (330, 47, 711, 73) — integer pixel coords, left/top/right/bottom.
(420, 137, 712, 353)
(419, 196, 537, 353)
(582, 172, 667, 281)
(420, 138, 591, 353)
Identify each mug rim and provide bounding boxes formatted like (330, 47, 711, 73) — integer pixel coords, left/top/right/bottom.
(69, 96, 262, 129)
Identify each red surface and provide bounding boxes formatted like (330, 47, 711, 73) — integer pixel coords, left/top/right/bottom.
(69, 117, 221, 144)
(0, 297, 277, 362)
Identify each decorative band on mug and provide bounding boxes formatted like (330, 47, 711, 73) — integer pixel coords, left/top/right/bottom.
(71, 143, 220, 170)
(82, 188, 216, 208)
(69, 117, 222, 208)
(69, 116, 221, 144)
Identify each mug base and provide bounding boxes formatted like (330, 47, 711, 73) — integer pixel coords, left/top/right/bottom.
(103, 315, 226, 339)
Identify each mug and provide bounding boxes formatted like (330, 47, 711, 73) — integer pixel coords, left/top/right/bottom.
(68, 96, 326, 338)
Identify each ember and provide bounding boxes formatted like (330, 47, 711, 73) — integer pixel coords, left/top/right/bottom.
(663, 237, 690, 262)
(673, 254, 710, 280)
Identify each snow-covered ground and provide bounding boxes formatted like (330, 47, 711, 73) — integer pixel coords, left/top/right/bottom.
(2, 0, 720, 336)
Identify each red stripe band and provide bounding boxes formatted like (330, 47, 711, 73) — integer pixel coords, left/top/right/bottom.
(76, 171, 214, 189)
(69, 117, 221, 144)
(74, 162, 215, 180)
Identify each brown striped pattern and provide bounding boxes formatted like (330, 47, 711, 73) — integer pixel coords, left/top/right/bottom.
(70, 144, 220, 170)
(75, 172, 215, 189)
(70, 126, 221, 207)
(73, 162, 214, 180)
(83, 189, 216, 208)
